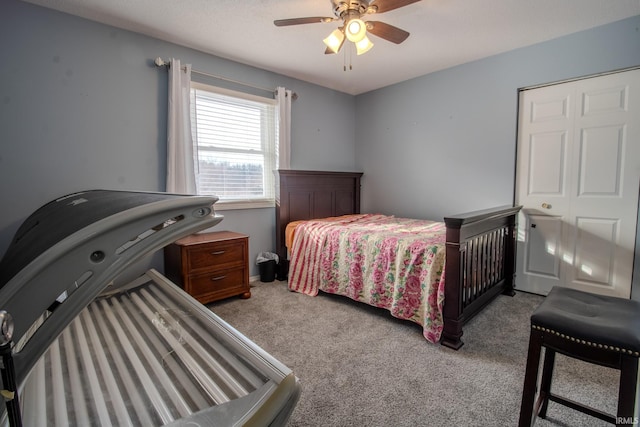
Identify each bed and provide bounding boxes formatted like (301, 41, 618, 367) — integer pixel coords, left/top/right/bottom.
(0, 190, 300, 426)
(276, 170, 521, 350)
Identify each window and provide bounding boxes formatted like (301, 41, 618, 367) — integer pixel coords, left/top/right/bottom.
(190, 82, 278, 209)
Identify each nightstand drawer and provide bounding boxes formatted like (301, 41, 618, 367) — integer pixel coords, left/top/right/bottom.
(189, 267, 246, 297)
(188, 241, 245, 271)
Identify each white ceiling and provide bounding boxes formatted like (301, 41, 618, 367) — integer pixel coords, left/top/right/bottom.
(23, 0, 640, 95)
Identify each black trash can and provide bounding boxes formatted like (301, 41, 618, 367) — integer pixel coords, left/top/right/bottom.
(258, 259, 277, 282)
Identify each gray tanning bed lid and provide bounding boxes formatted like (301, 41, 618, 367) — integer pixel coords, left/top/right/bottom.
(0, 190, 223, 383)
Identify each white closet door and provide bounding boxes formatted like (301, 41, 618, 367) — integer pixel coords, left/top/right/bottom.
(515, 69, 640, 298)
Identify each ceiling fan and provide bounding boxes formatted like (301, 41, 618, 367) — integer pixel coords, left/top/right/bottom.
(274, 0, 421, 56)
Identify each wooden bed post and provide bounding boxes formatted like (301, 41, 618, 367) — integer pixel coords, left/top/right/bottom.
(503, 213, 518, 297)
(442, 224, 465, 349)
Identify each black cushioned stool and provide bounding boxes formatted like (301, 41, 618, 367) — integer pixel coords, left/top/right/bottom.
(518, 286, 640, 427)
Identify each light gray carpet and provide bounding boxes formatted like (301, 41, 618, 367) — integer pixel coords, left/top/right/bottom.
(208, 281, 620, 427)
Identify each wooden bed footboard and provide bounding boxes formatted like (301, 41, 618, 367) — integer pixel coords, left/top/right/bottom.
(441, 205, 522, 350)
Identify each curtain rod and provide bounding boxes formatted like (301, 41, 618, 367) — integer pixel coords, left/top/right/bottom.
(154, 57, 297, 100)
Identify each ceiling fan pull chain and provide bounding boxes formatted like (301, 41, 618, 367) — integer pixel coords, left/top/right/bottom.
(343, 46, 346, 71)
(350, 43, 353, 70)
(345, 43, 351, 71)
(343, 45, 348, 71)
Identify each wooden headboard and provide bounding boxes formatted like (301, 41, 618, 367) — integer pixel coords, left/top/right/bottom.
(275, 170, 363, 260)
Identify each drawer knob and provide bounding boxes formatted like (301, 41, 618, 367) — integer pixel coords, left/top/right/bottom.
(211, 275, 227, 281)
(210, 250, 226, 255)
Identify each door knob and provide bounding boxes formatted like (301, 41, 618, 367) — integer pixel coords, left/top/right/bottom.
(541, 203, 552, 209)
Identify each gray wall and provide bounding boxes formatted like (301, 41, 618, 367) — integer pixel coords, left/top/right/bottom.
(354, 15, 640, 298)
(0, 0, 356, 278)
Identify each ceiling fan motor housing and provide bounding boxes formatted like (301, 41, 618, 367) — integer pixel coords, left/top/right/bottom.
(331, 0, 374, 19)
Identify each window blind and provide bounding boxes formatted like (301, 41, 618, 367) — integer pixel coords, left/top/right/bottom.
(190, 84, 277, 205)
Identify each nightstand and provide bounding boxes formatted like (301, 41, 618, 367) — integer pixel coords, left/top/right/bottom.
(164, 231, 250, 304)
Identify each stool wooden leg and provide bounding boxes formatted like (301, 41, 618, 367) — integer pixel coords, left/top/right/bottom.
(519, 330, 543, 427)
(616, 355, 638, 426)
(537, 348, 556, 418)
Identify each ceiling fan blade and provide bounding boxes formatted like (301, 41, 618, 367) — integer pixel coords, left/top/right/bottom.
(274, 17, 334, 26)
(369, 0, 421, 14)
(366, 21, 410, 44)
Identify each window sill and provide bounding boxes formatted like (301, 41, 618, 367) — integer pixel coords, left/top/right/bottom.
(214, 200, 275, 211)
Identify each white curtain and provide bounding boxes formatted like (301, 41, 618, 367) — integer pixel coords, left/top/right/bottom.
(276, 86, 292, 170)
(166, 58, 196, 194)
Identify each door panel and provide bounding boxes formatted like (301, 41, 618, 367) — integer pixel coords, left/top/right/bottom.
(528, 132, 567, 195)
(577, 126, 624, 196)
(516, 84, 573, 296)
(525, 214, 563, 278)
(570, 70, 640, 297)
(517, 211, 565, 295)
(531, 95, 570, 122)
(516, 69, 640, 298)
(571, 217, 617, 287)
(582, 85, 628, 116)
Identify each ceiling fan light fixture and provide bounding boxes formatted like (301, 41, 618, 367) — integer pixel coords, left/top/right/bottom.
(274, 0, 419, 59)
(323, 28, 345, 54)
(355, 35, 374, 55)
(345, 18, 367, 43)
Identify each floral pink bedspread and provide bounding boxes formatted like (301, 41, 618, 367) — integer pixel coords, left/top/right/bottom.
(288, 214, 447, 343)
